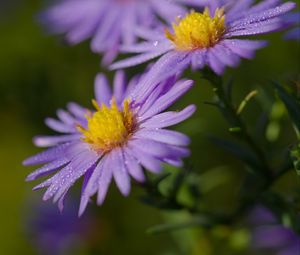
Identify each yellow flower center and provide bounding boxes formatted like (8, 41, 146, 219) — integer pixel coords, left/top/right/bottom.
(165, 8, 226, 51)
(78, 98, 135, 152)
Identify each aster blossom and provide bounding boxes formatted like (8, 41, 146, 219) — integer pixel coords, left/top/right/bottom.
(111, 0, 296, 75)
(23, 70, 196, 216)
(28, 200, 94, 255)
(40, 0, 204, 65)
(247, 206, 300, 255)
(284, 11, 300, 40)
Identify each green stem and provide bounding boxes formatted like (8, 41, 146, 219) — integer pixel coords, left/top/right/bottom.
(204, 72, 272, 178)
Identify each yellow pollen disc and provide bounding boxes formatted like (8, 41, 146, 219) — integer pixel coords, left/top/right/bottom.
(165, 8, 226, 51)
(78, 98, 135, 152)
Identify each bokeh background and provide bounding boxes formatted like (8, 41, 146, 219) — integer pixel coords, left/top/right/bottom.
(0, 1, 299, 255)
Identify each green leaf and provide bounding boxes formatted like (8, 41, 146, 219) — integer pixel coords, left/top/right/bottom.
(209, 136, 262, 172)
(275, 82, 300, 134)
(291, 144, 300, 176)
(146, 217, 213, 234)
(237, 90, 258, 115)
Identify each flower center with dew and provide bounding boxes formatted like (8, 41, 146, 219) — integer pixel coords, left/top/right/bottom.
(78, 98, 135, 152)
(165, 8, 226, 51)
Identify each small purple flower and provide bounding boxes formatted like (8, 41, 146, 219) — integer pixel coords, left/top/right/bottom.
(284, 12, 300, 40)
(28, 200, 94, 255)
(248, 206, 300, 255)
(111, 0, 296, 75)
(40, 0, 204, 65)
(23, 70, 196, 216)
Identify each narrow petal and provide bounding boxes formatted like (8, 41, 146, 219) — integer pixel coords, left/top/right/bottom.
(207, 49, 226, 75)
(191, 49, 207, 70)
(228, 2, 296, 30)
(123, 148, 145, 182)
(94, 73, 112, 106)
(223, 39, 268, 59)
(57, 109, 76, 125)
(127, 142, 162, 173)
(110, 47, 171, 70)
(211, 44, 241, 67)
(67, 102, 88, 119)
(79, 157, 106, 216)
(42, 150, 99, 202)
(45, 118, 75, 133)
(132, 51, 191, 104)
(129, 138, 182, 160)
(112, 149, 131, 196)
(134, 129, 191, 146)
(23, 143, 71, 166)
(26, 158, 69, 181)
(33, 134, 81, 147)
(139, 80, 193, 121)
(113, 71, 126, 105)
(140, 105, 196, 129)
(91, 6, 121, 52)
(96, 154, 113, 205)
(285, 27, 300, 41)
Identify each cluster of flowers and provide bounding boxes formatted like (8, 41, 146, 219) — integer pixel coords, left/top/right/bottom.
(24, 0, 299, 216)
(248, 206, 300, 255)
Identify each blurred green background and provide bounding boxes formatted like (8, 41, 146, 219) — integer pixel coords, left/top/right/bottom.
(0, 1, 299, 255)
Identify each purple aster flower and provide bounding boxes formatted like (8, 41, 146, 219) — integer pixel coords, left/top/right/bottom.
(111, 0, 296, 75)
(27, 200, 95, 255)
(248, 206, 300, 255)
(23, 70, 196, 216)
(284, 12, 300, 40)
(40, 0, 204, 65)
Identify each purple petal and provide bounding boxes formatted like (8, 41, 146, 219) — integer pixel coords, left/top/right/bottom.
(91, 6, 121, 52)
(64, 142, 92, 160)
(137, 76, 176, 116)
(120, 4, 136, 45)
(278, 242, 300, 255)
(113, 71, 126, 105)
(191, 49, 207, 70)
(139, 79, 194, 121)
(126, 143, 162, 173)
(227, 19, 284, 37)
(163, 158, 183, 167)
(42, 149, 99, 202)
(229, 2, 296, 28)
(226, 0, 254, 18)
(211, 44, 241, 67)
(23, 143, 71, 166)
(111, 148, 131, 196)
(252, 226, 296, 249)
(94, 73, 112, 106)
(67, 102, 88, 119)
(120, 41, 167, 53)
(223, 39, 268, 59)
(134, 129, 190, 146)
(132, 51, 191, 104)
(96, 154, 113, 206)
(33, 134, 81, 147)
(45, 118, 75, 133)
(207, 48, 226, 75)
(140, 105, 196, 129)
(56, 109, 76, 125)
(110, 46, 171, 70)
(123, 148, 145, 182)
(285, 27, 300, 41)
(79, 156, 106, 216)
(101, 44, 120, 66)
(26, 158, 70, 181)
